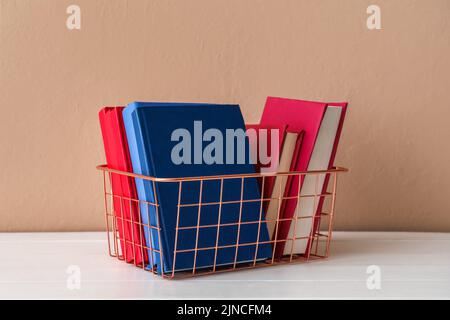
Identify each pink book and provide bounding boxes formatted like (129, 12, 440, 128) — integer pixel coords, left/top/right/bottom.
(260, 97, 328, 257)
(260, 97, 347, 258)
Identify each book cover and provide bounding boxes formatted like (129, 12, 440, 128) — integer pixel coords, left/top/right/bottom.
(259, 97, 328, 257)
(123, 102, 272, 274)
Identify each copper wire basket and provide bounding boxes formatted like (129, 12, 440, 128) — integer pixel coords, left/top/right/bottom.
(97, 165, 348, 279)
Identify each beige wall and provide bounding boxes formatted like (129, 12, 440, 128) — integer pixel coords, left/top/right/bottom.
(1, 0, 449, 232)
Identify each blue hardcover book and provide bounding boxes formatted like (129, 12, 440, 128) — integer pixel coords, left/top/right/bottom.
(123, 102, 272, 274)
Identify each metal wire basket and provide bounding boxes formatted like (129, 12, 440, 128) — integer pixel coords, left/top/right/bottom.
(97, 164, 348, 279)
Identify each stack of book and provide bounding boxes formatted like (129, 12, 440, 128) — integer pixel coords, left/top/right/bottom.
(99, 97, 347, 274)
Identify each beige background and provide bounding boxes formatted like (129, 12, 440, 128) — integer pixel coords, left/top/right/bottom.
(1, 0, 449, 232)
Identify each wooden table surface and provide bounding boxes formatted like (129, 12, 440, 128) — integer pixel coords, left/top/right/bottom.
(1, 231, 449, 299)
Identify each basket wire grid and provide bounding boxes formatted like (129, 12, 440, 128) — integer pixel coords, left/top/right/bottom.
(97, 165, 348, 279)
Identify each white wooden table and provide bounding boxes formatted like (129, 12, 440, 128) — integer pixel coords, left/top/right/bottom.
(0, 232, 449, 299)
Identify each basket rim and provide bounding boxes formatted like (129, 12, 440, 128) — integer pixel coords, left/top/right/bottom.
(96, 164, 348, 182)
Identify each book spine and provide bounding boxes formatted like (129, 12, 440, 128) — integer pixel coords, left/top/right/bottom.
(123, 109, 162, 273)
(99, 110, 128, 261)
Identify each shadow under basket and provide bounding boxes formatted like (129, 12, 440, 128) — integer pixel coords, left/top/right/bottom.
(96, 164, 348, 279)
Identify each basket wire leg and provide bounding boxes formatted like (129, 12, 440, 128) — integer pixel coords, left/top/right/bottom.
(119, 195, 128, 262)
(108, 171, 121, 260)
(152, 181, 164, 276)
(212, 179, 224, 272)
(305, 174, 320, 260)
(313, 173, 328, 256)
(252, 176, 265, 266)
(192, 180, 204, 275)
(312, 194, 320, 256)
(270, 175, 285, 263)
(128, 197, 137, 265)
(233, 178, 245, 269)
(135, 198, 146, 269)
(325, 172, 338, 257)
(313, 209, 321, 256)
(144, 202, 155, 272)
(145, 202, 161, 272)
(289, 173, 301, 262)
(172, 181, 183, 278)
(112, 213, 120, 259)
(103, 171, 114, 257)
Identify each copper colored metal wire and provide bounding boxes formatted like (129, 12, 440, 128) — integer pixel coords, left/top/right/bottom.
(97, 164, 347, 279)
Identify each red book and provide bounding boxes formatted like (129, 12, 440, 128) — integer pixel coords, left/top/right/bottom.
(260, 97, 347, 258)
(99, 107, 147, 265)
